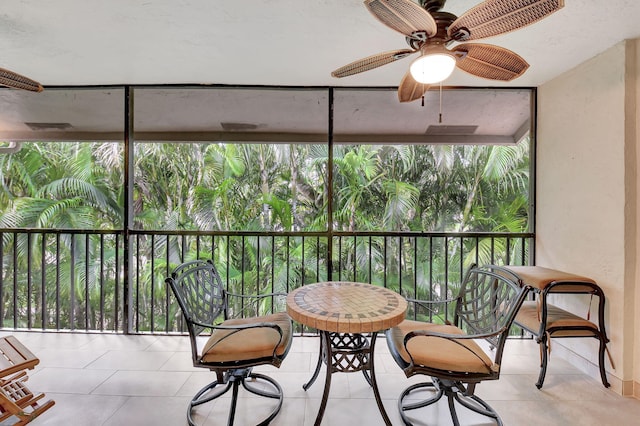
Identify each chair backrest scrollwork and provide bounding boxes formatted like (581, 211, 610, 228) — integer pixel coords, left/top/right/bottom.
(167, 259, 226, 337)
(455, 265, 527, 359)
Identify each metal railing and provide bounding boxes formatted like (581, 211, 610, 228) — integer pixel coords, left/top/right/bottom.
(0, 228, 533, 333)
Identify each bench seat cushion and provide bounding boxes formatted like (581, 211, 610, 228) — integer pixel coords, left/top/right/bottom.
(516, 301, 599, 337)
(502, 266, 596, 292)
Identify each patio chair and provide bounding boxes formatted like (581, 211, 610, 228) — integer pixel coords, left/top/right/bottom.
(386, 264, 528, 426)
(0, 335, 55, 425)
(166, 259, 293, 426)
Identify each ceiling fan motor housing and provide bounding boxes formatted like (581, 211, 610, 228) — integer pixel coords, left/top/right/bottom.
(406, 11, 457, 49)
(421, 0, 447, 13)
(432, 11, 457, 43)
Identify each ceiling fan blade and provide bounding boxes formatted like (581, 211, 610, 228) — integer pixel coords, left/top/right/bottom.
(365, 0, 437, 39)
(398, 70, 429, 103)
(448, 0, 564, 41)
(332, 49, 416, 78)
(0, 67, 43, 92)
(452, 43, 529, 81)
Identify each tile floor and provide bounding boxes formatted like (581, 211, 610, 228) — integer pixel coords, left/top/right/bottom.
(4, 331, 639, 426)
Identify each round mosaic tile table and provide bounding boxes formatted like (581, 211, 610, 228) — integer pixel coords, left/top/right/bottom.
(286, 281, 407, 426)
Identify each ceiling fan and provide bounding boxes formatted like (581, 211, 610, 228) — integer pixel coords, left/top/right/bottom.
(331, 0, 564, 102)
(0, 66, 43, 92)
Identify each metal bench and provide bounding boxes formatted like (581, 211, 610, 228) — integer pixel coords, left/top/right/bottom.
(491, 265, 611, 389)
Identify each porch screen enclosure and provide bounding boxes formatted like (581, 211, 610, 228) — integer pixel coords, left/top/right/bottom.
(0, 86, 535, 333)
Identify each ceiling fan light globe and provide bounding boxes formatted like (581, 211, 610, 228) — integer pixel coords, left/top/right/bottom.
(409, 53, 456, 84)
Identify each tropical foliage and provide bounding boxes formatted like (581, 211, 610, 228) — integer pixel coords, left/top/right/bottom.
(0, 138, 531, 332)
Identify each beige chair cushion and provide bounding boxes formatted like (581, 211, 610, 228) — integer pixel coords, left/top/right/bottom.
(388, 320, 494, 374)
(502, 266, 596, 292)
(201, 312, 292, 363)
(516, 301, 598, 337)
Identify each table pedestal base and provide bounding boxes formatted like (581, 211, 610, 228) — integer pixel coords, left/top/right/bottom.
(303, 332, 391, 426)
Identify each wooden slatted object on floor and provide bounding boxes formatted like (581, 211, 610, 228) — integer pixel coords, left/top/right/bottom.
(0, 336, 55, 425)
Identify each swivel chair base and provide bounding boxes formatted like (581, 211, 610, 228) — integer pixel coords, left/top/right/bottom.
(188, 367, 284, 426)
(398, 378, 502, 426)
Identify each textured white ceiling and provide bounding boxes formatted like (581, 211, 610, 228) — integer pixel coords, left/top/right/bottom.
(1, 0, 639, 89)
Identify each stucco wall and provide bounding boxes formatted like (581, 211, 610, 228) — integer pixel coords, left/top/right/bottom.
(537, 41, 633, 394)
(632, 39, 640, 395)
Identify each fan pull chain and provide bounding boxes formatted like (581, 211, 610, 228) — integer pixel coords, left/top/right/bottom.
(438, 81, 443, 123)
